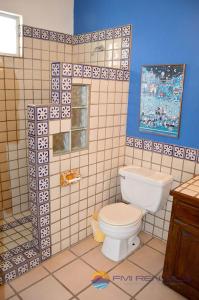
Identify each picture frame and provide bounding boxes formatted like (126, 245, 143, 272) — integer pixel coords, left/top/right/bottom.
(139, 64, 186, 138)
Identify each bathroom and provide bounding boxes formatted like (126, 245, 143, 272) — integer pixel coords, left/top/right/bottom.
(0, 0, 199, 299)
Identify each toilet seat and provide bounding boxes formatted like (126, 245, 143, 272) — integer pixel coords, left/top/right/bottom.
(99, 203, 142, 226)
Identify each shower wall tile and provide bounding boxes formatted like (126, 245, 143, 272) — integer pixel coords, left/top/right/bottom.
(72, 25, 132, 70)
(0, 29, 73, 218)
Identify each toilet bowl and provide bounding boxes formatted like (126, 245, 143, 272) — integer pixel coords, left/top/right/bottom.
(98, 166, 173, 261)
(99, 202, 145, 261)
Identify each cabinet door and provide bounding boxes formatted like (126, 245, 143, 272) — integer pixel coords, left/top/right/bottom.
(163, 219, 199, 300)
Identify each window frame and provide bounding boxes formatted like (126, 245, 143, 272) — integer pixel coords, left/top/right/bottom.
(0, 10, 23, 57)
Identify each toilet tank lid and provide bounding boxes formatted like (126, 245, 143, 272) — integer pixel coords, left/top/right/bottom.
(119, 166, 173, 186)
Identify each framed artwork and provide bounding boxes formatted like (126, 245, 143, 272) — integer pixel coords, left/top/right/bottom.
(139, 64, 185, 137)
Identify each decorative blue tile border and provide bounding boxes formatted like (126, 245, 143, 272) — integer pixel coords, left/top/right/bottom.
(23, 24, 131, 45)
(23, 25, 72, 44)
(126, 136, 199, 162)
(72, 24, 132, 44)
(51, 63, 130, 106)
(0, 241, 41, 284)
(23, 24, 132, 70)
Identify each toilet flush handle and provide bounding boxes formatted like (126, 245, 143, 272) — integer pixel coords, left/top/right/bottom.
(119, 174, 125, 179)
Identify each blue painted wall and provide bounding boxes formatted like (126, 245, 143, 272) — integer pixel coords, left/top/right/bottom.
(74, 0, 199, 148)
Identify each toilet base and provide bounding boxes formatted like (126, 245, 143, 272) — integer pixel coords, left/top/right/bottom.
(101, 235, 140, 262)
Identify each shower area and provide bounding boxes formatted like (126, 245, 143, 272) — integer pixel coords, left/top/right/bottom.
(0, 23, 131, 283)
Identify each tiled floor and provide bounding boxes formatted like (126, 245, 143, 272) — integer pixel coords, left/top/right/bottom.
(0, 232, 187, 300)
(0, 211, 33, 254)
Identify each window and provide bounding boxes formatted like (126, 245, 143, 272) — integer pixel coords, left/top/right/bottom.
(53, 85, 89, 155)
(0, 11, 22, 56)
(71, 85, 89, 151)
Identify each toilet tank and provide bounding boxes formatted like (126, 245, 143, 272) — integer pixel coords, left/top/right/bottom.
(119, 166, 173, 213)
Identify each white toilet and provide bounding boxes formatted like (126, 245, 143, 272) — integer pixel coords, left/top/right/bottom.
(99, 165, 173, 262)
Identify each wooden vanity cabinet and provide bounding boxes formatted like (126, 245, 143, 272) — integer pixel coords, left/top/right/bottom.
(162, 187, 199, 300)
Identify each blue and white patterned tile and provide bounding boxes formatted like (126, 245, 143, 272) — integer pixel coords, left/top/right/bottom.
(143, 140, 153, 151)
(61, 91, 71, 104)
(61, 105, 71, 119)
(29, 165, 36, 178)
(116, 70, 124, 81)
(72, 35, 79, 45)
(28, 121, 35, 136)
(123, 70, 130, 80)
(78, 34, 85, 44)
(122, 48, 130, 59)
(121, 60, 129, 70)
(4, 270, 17, 283)
(122, 25, 131, 36)
(29, 150, 36, 164)
(23, 26, 32, 37)
(39, 203, 50, 216)
(41, 29, 49, 40)
(134, 138, 143, 149)
(50, 106, 60, 119)
(73, 64, 83, 77)
(11, 254, 26, 266)
(29, 176, 37, 191)
(101, 67, 109, 80)
(0, 261, 14, 272)
(92, 32, 99, 42)
(23, 249, 38, 259)
(0, 252, 13, 261)
(40, 215, 50, 227)
(30, 257, 40, 269)
(114, 27, 122, 38)
(40, 226, 50, 239)
(29, 190, 37, 203)
(163, 144, 173, 156)
(185, 148, 197, 161)
(51, 77, 60, 91)
(38, 190, 49, 204)
(51, 63, 60, 77)
(38, 178, 49, 191)
(51, 91, 60, 104)
(27, 106, 35, 121)
(37, 137, 49, 150)
(62, 77, 72, 90)
(57, 33, 65, 43)
(62, 63, 72, 77)
(65, 34, 72, 44)
(41, 237, 51, 250)
(99, 31, 106, 40)
(28, 136, 36, 150)
(92, 66, 101, 79)
(33, 28, 41, 39)
(84, 33, 92, 43)
(37, 122, 48, 136)
(37, 151, 49, 164)
(126, 136, 134, 147)
(41, 248, 51, 261)
(36, 107, 48, 121)
(11, 247, 24, 255)
(153, 142, 163, 153)
(49, 31, 57, 41)
(109, 68, 116, 80)
(173, 146, 185, 159)
(83, 65, 92, 78)
(17, 263, 29, 276)
(122, 37, 130, 48)
(106, 29, 113, 40)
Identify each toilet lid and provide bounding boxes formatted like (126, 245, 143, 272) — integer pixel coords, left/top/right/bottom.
(99, 203, 142, 226)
